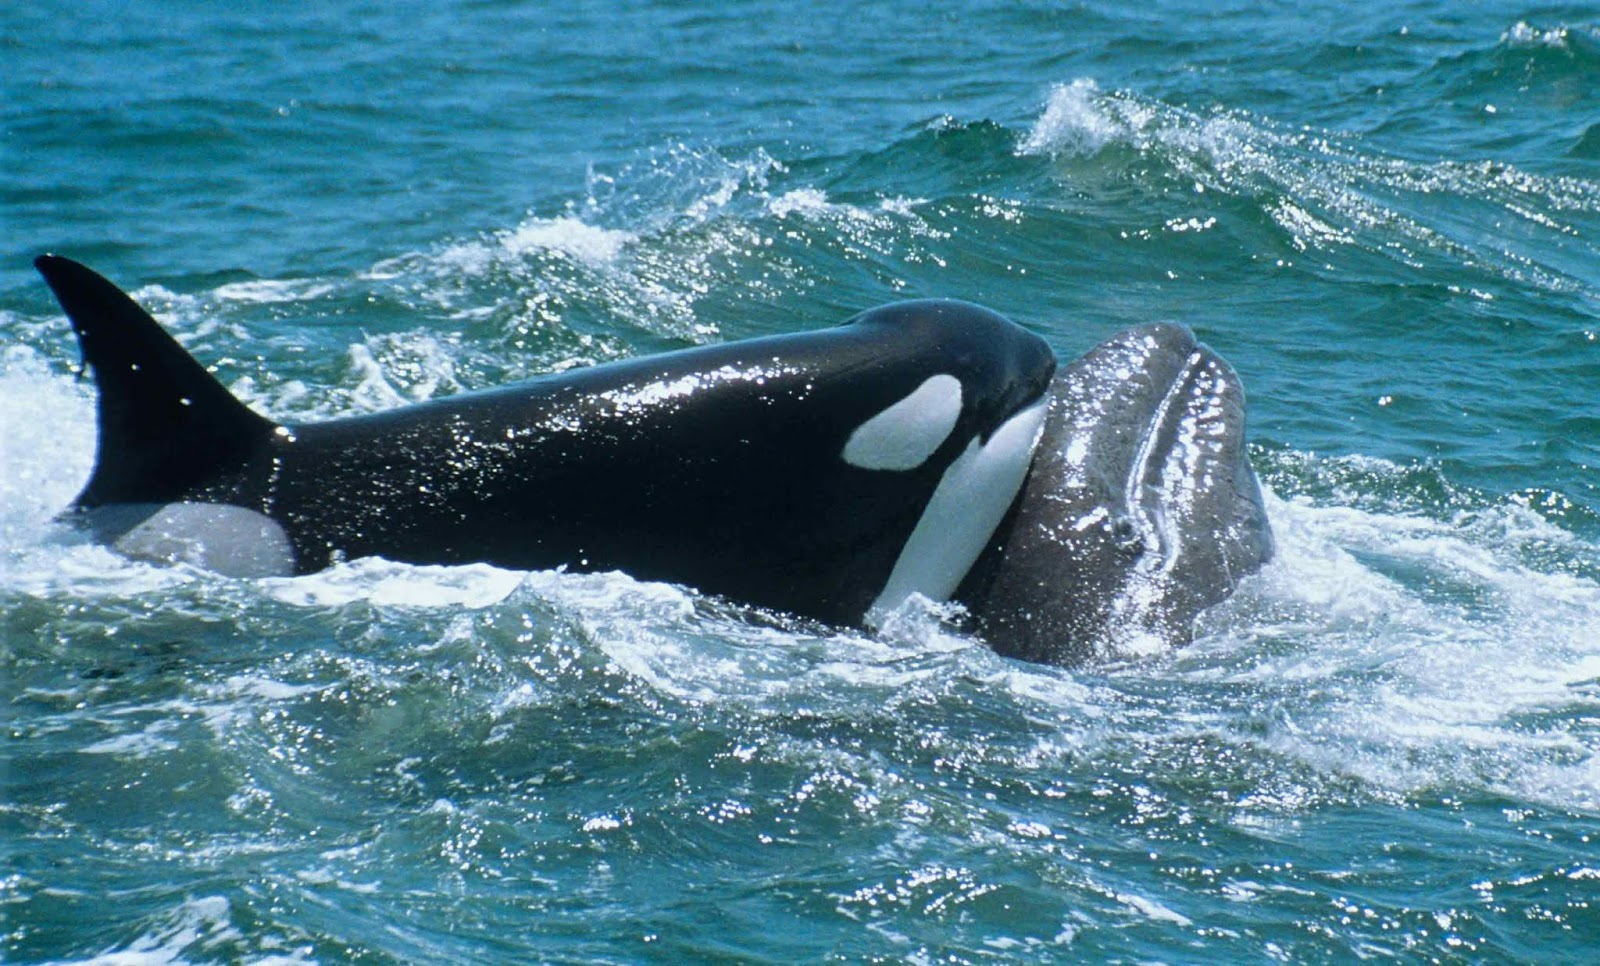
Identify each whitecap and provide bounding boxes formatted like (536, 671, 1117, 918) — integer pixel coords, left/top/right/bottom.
(1177, 472, 1600, 813)
(498, 215, 637, 267)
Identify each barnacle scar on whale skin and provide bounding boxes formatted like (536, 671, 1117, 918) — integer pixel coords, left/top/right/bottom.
(34, 254, 1270, 664)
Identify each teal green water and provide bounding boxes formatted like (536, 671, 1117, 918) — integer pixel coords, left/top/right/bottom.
(5, 1, 1600, 961)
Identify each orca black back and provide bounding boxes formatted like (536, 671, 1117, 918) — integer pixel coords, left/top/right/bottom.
(39, 255, 1056, 627)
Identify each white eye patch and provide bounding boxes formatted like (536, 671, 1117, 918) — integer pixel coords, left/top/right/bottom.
(841, 374, 963, 471)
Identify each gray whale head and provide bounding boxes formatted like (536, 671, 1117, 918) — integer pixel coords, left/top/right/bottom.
(960, 323, 1273, 664)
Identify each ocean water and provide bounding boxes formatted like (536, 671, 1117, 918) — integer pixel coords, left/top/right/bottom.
(4, 0, 1600, 960)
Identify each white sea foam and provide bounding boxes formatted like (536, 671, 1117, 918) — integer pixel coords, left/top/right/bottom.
(767, 187, 831, 219)
(0, 347, 94, 539)
(262, 558, 524, 610)
(1017, 78, 1120, 156)
(425, 210, 717, 342)
(230, 329, 471, 421)
(342, 341, 411, 410)
(440, 215, 638, 271)
(57, 894, 289, 966)
(385, 148, 790, 342)
(121, 286, 256, 347)
(0, 353, 212, 598)
(1115, 890, 1193, 927)
(1173, 476, 1600, 812)
(211, 278, 336, 305)
(0, 352, 258, 599)
(519, 569, 761, 705)
(341, 332, 464, 410)
(767, 188, 946, 252)
(371, 145, 947, 345)
(1502, 21, 1591, 49)
(79, 725, 180, 758)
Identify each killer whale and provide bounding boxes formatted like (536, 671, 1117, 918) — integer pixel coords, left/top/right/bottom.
(35, 254, 1272, 661)
(36, 254, 1056, 628)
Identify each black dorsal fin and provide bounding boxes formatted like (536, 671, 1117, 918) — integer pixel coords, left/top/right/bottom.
(34, 255, 278, 507)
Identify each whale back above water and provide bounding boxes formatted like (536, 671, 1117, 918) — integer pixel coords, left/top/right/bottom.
(35, 254, 1270, 662)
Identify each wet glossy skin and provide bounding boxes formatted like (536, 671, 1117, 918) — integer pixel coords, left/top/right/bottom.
(41, 255, 1057, 628)
(958, 323, 1273, 664)
(245, 300, 1054, 628)
(42, 254, 1270, 662)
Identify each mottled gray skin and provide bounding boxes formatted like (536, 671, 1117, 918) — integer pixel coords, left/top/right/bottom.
(959, 323, 1273, 664)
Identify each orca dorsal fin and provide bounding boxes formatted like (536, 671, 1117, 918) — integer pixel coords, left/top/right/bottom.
(34, 255, 278, 507)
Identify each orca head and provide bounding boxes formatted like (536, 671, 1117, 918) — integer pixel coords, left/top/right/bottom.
(829, 300, 1058, 624)
(837, 300, 1056, 465)
(960, 323, 1273, 664)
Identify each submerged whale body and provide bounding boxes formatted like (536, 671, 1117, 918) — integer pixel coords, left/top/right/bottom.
(35, 254, 1271, 663)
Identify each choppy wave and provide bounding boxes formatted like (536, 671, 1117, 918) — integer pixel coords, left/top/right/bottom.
(8, 5, 1600, 958)
(6, 78, 1597, 827)
(374, 144, 966, 353)
(1020, 78, 1600, 294)
(9, 443, 1599, 959)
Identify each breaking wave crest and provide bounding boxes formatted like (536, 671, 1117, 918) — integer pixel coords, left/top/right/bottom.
(1019, 78, 1600, 294)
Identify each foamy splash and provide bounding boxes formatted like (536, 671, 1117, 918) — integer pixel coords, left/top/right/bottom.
(1172, 473, 1600, 813)
(0, 346, 94, 543)
(436, 216, 638, 274)
(57, 894, 313, 966)
(1502, 20, 1596, 50)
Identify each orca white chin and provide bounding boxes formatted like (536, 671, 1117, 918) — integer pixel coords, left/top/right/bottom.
(867, 397, 1049, 625)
